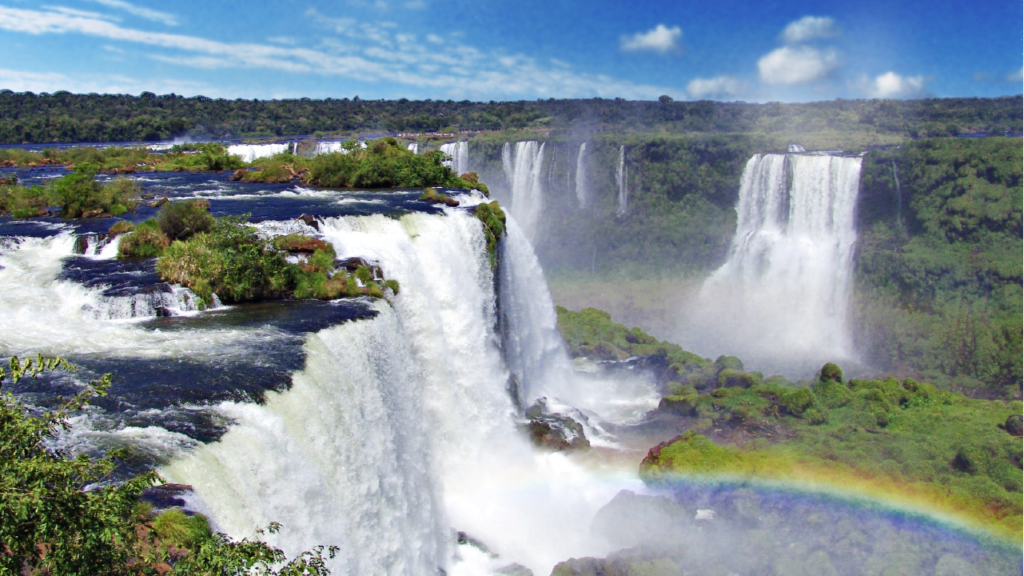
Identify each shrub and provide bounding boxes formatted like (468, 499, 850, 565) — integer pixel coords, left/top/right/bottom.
(418, 187, 459, 206)
(151, 508, 212, 549)
(157, 199, 215, 241)
(108, 221, 135, 236)
(118, 220, 169, 259)
(384, 279, 400, 295)
(273, 233, 328, 253)
(157, 218, 290, 304)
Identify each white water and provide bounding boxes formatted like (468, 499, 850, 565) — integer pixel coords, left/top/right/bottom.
(574, 143, 588, 208)
(227, 143, 291, 163)
(683, 153, 861, 374)
(501, 142, 514, 187)
(506, 141, 546, 241)
(0, 232, 263, 358)
(440, 141, 470, 175)
(615, 146, 627, 216)
(162, 210, 655, 575)
(314, 141, 345, 155)
(407, 142, 419, 154)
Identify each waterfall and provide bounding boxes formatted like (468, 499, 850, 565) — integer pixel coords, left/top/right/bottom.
(574, 143, 588, 208)
(501, 142, 514, 187)
(407, 142, 419, 154)
(507, 141, 546, 241)
(687, 153, 861, 374)
(314, 141, 345, 155)
(162, 210, 646, 575)
(226, 143, 290, 163)
(439, 141, 469, 175)
(615, 146, 627, 215)
(499, 217, 576, 405)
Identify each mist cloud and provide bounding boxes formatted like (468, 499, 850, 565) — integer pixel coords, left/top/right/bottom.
(861, 71, 928, 98)
(686, 75, 748, 99)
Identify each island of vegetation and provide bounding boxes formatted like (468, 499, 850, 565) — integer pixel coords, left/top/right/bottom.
(556, 306, 1023, 542)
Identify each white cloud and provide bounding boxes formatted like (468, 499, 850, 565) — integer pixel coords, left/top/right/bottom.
(758, 46, 838, 85)
(267, 36, 298, 45)
(425, 33, 443, 44)
(686, 75, 749, 100)
(0, 6, 683, 100)
(0, 67, 217, 96)
(42, 6, 118, 21)
(1008, 68, 1023, 82)
(83, 0, 177, 26)
(780, 16, 838, 44)
(861, 71, 928, 98)
(620, 24, 682, 53)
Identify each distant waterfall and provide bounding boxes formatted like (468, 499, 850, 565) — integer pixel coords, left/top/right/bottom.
(688, 153, 861, 374)
(615, 146, 628, 215)
(439, 141, 469, 175)
(407, 142, 419, 155)
(227, 143, 290, 163)
(314, 141, 345, 155)
(501, 142, 514, 187)
(574, 143, 588, 208)
(507, 141, 546, 241)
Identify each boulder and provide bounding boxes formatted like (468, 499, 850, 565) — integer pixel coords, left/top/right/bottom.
(297, 214, 320, 230)
(1003, 414, 1023, 437)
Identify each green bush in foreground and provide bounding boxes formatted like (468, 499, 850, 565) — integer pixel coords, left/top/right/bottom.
(0, 355, 336, 575)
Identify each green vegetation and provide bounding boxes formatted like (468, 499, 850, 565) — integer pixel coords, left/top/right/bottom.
(556, 306, 710, 370)
(418, 187, 459, 206)
(0, 167, 140, 218)
(143, 213, 396, 305)
(855, 137, 1022, 398)
(0, 91, 1018, 144)
(118, 219, 169, 258)
(0, 143, 245, 174)
(0, 355, 336, 575)
(644, 363, 1023, 539)
(473, 201, 506, 268)
(156, 199, 215, 241)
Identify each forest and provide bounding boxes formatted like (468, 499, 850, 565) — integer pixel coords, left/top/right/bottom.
(0, 90, 1020, 144)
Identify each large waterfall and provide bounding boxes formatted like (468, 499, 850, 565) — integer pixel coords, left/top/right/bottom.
(683, 153, 861, 374)
(574, 143, 588, 208)
(162, 209, 646, 575)
(439, 141, 470, 175)
(502, 141, 546, 241)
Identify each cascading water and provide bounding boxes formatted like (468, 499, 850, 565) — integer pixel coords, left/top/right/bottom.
(314, 141, 345, 155)
(501, 142, 514, 187)
(574, 143, 588, 208)
(682, 153, 861, 374)
(439, 141, 470, 175)
(615, 146, 627, 215)
(226, 143, 291, 163)
(160, 208, 651, 576)
(506, 141, 546, 241)
(407, 142, 419, 154)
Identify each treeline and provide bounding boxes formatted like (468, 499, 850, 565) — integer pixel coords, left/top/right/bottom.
(0, 89, 1020, 144)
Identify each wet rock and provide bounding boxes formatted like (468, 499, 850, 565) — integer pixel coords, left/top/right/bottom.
(1003, 414, 1022, 437)
(147, 197, 169, 208)
(523, 398, 590, 451)
(141, 483, 193, 509)
(81, 208, 104, 219)
(229, 168, 248, 181)
(456, 531, 495, 557)
(297, 214, 320, 230)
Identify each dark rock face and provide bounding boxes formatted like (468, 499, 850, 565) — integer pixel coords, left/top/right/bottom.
(522, 398, 590, 451)
(297, 214, 320, 230)
(141, 483, 193, 509)
(1003, 414, 1023, 437)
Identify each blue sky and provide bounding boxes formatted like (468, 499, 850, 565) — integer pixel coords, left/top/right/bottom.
(0, 0, 1020, 102)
